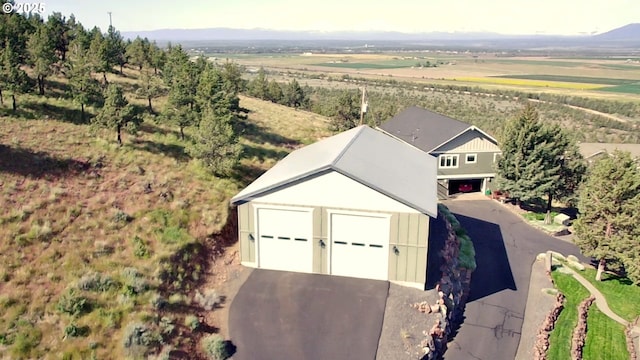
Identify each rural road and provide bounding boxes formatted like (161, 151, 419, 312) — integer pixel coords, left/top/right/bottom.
(442, 200, 587, 360)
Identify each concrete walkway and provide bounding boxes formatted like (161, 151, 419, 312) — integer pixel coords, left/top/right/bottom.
(563, 265, 640, 359)
(563, 266, 628, 325)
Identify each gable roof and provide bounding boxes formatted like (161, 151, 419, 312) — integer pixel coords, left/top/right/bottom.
(379, 106, 493, 153)
(231, 125, 438, 217)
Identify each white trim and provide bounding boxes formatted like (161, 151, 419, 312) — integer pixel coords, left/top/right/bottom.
(493, 153, 502, 163)
(326, 209, 392, 278)
(253, 204, 314, 272)
(438, 154, 459, 169)
(465, 153, 477, 164)
(437, 173, 495, 180)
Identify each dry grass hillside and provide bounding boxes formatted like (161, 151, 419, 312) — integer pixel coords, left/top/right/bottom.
(0, 71, 332, 359)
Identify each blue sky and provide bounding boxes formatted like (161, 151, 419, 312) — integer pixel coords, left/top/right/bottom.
(40, 0, 639, 35)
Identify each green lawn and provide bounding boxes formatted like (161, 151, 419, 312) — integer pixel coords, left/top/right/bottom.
(548, 271, 591, 360)
(583, 307, 629, 360)
(581, 268, 640, 322)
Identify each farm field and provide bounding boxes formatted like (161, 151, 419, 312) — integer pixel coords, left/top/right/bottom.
(210, 51, 640, 99)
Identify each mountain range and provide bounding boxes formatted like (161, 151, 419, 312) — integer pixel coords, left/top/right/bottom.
(122, 23, 640, 48)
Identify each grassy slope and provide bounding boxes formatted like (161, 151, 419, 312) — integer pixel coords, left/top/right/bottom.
(549, 271, 630, 360)
(581, 268, 640, 322)
(548, 271, 591, 360)
(0, 72, 332, 359)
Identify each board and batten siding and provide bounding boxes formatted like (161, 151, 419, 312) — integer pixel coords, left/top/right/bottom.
(235, 201, 430, 289)
(433, 128, 500, 153)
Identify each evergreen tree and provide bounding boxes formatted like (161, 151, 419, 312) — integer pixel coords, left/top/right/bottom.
(67, 41, 102, 123)
(125, 36, 150, 70)
(329, 90, 360, 131)
(94, 84, 140, 145)
(148, 41, 165, 75)
(162, 52, 200, 139)
(0, 43, 32, 111)
(282, 78, 307, 109)
(248, 68, 268, 99)
(266, 80, 283, 104)
(574, 151, 640, 283)
(0, 10, 35, 64)
(188, 105, 242, 176)
(27, 24, 56, 95)
(136, 68, 163, 113)
(106, 25, 127, 74)
(496, 104, 585, 223)
(88, 29, 110, 85)
(46, 12, 70, 61)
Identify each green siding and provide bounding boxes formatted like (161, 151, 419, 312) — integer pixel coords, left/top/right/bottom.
(237, 203, 256, 263)
(435, 151, 499, 176)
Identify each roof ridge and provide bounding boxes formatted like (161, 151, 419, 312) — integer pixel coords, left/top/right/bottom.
(331, 125, 366, 167)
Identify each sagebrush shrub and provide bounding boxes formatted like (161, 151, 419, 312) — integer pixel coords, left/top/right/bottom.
(193, 289, 221, 311)
(200, 334, 229, 360)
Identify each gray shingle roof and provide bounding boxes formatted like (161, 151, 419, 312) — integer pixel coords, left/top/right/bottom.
(231, 125, 438, 217)
(378, 106, 471, 153)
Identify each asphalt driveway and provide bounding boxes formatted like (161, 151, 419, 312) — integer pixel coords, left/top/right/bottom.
(443, 200, 587, 360)
(229, 269, 389, 360)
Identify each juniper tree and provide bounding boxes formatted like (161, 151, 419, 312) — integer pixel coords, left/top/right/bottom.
(573, 151, 640, 282)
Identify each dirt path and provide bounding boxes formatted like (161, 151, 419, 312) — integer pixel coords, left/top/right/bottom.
(528, 98, 632, 124)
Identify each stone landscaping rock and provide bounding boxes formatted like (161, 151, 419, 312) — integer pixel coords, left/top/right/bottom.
(553, 213, 571, 226)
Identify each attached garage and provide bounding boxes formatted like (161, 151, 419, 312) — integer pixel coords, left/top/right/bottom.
(231, 125, 438, 290)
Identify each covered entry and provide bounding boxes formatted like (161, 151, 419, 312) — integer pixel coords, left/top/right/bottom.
(329, 211, 390, 281)
(257, 207, 313, 273)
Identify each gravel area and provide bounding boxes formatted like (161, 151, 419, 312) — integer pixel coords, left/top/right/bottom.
(515, 258, 556, 360)
(376, 284, 440, 360)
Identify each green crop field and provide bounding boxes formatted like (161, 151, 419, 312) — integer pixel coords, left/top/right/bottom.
(313, 61, 416, 69)
(493, 74, 638, 85)
(599, 83, 640, 94)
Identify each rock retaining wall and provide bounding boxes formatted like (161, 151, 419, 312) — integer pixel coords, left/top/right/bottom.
(415, 205, 475, 360)
(532, 292, 566, 360)
(571, 295, 595, 360)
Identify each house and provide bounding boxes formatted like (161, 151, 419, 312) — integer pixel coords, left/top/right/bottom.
(378, 106, 502, 199)
(578, 143, 640, 165)
(230, 125, 438, 289)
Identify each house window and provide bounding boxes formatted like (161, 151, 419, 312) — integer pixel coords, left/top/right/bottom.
(465, 154, 477, 164)
(439, 154, 459, 168)
(493, 153, 502, 163)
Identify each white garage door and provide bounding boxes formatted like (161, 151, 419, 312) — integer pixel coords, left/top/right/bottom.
(257, 207, 313, 273)
(329, 212, 390, 281)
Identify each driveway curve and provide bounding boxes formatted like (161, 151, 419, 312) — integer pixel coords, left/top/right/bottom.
(443, 200, 587, 360)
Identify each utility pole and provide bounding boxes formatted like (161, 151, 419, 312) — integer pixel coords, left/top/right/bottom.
(107, 12, 112, 28)
(359, 86, 368, 126)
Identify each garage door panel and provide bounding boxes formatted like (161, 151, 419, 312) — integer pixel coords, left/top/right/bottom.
(257, 208, 312, 273)
(330, 213, 390, 281)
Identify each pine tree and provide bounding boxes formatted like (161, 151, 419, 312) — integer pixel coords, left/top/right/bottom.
(248, 68, 268, 99)
(266, 80, 283, 104)
(106, 25, 127, 74)
(0, 43, 32, 111)
(27, 24, 56, 95)
(188, 106, 242, 176)
(136, 68, 163, 113)
(94, 84, 140, 145)
(125, 36, 150, 70)
(282, 78, 307, 109)
(330, 90, 360, 131)
(88, 29, 110, 85)
(46, 12, 70, 61)
(148, 41, 165, 75)
(574, 151, 640, 283)
(66, 41, 102, 123)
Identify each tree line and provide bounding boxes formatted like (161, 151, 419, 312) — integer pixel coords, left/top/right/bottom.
(0, 7, 243, 175)
(496, 104, 640, 284)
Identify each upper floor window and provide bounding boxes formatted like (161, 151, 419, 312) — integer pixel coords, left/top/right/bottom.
(493, 153, 502, 163)
(439, 154, 459, 168)
(465, 154, 477, 164)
